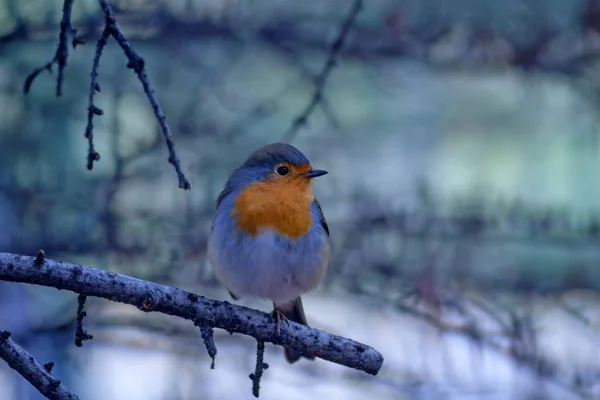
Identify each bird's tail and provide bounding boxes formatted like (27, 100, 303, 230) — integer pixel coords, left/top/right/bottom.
(276, 297, 315, 364)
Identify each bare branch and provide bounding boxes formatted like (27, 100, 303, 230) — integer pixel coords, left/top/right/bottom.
(0, 252, 384, 379)
(283, 0, 363, 142)
(84, 25, 110, 171)
(75, 294, 93, 347)
(97, 0, 191, 189)
(194, 318, 217, 369)
(9, 4, 600, 78)
(394, 295, 590, 399)
(23, 0, 77, 96)
(249, 341, 268, 398)
(22, 0, 191, 189)
(0, 331, 80, 400)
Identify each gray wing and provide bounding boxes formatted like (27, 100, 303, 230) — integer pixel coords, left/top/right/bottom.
(215, 185, 233, 209)
(313, 199, 329, 236)
(211, 185, 233, 232)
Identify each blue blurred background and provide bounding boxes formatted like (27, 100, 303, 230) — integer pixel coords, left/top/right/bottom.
(2, 0, 600, 399)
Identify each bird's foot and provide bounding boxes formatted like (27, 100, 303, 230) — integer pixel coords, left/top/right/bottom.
(269, 309, 289, 335)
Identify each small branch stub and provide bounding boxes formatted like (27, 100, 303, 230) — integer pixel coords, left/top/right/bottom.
(75, 294, 94, 347)
(137, 291, 158, 312)
(43, 362, 55, 372)
(250, 341, 269, 398)
(34, 249, 45, 266)
(195, 319, 217, 369)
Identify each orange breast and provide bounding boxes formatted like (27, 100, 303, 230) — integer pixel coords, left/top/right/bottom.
(232, 177, 314, 239)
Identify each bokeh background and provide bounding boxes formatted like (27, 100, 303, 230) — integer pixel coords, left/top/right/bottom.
(2, 0, 600, 399)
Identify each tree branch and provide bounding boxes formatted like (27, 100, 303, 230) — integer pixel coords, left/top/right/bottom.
(23, 0, 79, 96)
(250, 341, 268, 398)
(22, 0, 191, 189)
(97, 0, 191, 189)
(84, 24, 110, 171)
(0, 252, 384, 380)
(282, 0, 363, 142)
(74, 294, 93, 346)
(194, 318, 216, 369)
(0, 331, 79, 400)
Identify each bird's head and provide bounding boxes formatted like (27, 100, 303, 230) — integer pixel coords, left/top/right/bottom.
(233, 143, 327, 189)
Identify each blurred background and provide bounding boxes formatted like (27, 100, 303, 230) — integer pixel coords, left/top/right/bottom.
(2, 0, 600, 399)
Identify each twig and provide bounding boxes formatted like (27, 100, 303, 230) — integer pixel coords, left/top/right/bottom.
(394, 298, 590, 399)
(194, 318, 217, 369)
(22, 0, 190, 187)
(75, 294, 93, 347)
(249, 341, 268, 398)
(97, 0, 191, 189)
(282, 0, 362, 142)
(0, 330, 80, 400)
(11, 4, 600, 78)
(23, 0, 78, 96)
(84, 25, 111, 171)
(262, 40, 340, 131)
(0, 252, 384, 377)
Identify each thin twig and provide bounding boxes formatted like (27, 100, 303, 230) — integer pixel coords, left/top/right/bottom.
(22, 0, 190, 187)
(394, 298, 590, 399)
(261, 40, 340, 131)
(23, 0, 77, 96)
(282, 0, 362, 142)
(10, 4, 600, 78)
(0, 252, 384, 376)
(194, 318, 217, 369)
(75, 294, 93, 347)
(0, 330, 80, 399)
(84, 25, 110, 171)
(249, 341, 268, 398)
(97, 0, 191, 189)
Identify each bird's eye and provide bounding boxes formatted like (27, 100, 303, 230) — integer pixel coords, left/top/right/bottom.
(276, 166, 289, 176)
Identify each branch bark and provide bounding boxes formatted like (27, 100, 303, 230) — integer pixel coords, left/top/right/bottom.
(0, 330, 79, 400)
(0, 252, 384, 377)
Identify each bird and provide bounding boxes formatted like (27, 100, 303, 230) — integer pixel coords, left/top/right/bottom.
(207, 143, 330, 364)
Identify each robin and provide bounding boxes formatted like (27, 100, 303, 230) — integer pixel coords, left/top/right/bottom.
(207, 143, 330, 363)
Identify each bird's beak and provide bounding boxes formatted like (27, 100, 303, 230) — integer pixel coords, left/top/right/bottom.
(303, 169, 328, 179)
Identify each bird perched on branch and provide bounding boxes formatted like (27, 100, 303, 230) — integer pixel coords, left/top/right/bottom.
(208, 143, 330, 363)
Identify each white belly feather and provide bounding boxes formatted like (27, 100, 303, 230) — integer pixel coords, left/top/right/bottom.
(209, 228, 329, 304)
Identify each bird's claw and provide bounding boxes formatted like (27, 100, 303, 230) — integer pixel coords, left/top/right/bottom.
(269, 309, 289, 335)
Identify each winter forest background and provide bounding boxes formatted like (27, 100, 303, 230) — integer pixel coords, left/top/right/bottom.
(2, 0, 600, 399)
